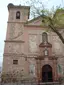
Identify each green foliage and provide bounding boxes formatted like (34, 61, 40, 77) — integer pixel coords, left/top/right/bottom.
(52, 8, 64, 27)
(41, 8, 64, 29)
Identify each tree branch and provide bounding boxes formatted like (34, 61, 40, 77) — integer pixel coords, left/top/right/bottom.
(49, 24, 64, 44)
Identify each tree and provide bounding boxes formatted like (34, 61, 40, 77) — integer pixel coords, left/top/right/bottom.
(41, 8, 64, 44)
(28, 0, 64, 44)
(42, 8, 64, 44)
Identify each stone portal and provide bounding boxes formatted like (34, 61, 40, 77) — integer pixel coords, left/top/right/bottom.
(35, 32, 58, 82)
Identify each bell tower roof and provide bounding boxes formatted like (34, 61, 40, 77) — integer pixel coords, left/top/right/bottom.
(8, 3, 14, 7)
(8, 3, 30, 10)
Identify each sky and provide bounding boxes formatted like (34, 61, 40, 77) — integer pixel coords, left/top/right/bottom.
(0, 0, 64, 67)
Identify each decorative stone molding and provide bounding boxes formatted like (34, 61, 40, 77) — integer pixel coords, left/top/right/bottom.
(4, 40, 25, 43)
(3, 53, 26, 57)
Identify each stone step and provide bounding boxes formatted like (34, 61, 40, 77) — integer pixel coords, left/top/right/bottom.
(38, 82, 60, 85)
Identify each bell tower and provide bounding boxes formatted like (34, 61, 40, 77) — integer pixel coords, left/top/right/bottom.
(2, 3, 30, 73)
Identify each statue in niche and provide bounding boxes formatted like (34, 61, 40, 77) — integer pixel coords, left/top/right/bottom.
(44, 49, 48, 56)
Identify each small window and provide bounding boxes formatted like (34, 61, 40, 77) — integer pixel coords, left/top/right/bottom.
(42, 32, 48, 43)
(13, 60, 18, 64)
(16, 11, 20, 19)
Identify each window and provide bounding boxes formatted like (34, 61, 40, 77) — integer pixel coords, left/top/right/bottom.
(16, 11, 20, 19)
(13, 60, 18, 64)
(42, 32, 48, 43)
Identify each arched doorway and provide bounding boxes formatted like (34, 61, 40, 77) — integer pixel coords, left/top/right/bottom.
(42, 65, 53, 82)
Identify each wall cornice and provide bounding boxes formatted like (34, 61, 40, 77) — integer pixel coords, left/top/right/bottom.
(4, 40, 25, 43)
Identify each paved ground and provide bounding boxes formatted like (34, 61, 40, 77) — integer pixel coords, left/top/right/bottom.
(0, 83, 63, 85)
(0, 82, 64, 85)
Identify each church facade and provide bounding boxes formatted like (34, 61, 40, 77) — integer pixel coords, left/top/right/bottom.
(2, 3, 64, 82)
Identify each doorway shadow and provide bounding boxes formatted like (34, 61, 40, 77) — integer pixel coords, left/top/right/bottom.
(42, 64, 53, 82)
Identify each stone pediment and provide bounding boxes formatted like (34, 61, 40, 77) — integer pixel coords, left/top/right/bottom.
(39, 42, 52, 47)
(25, 16, 44, 26)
